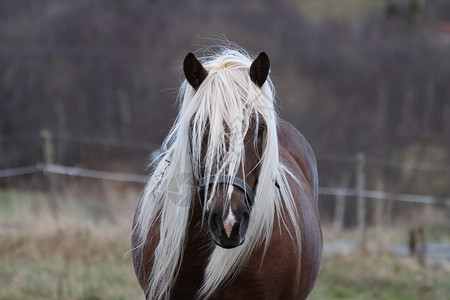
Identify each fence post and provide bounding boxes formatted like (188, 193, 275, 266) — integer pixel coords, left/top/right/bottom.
(356, 152, 367, 252)
(374, 174, 385, 229)
(333, 173, 350, 232)
(41, 129, 58, 219)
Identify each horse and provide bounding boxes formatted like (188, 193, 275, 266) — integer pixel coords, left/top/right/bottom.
(132, 47, 322, 300)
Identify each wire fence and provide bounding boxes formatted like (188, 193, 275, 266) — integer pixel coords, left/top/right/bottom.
(0, 165, 41, 177)
(1, 163, 449, 206)
(37, 163, 147, 183)
(1, 133, 449, 208)
(1, 137, 448, 251)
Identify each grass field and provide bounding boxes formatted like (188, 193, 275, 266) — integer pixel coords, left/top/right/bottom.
(1, 188, 449, 300)
(310, 252, 450, 300)
(0, 189, 143, 300)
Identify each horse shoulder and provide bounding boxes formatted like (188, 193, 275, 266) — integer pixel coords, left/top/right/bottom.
(277, 119, 318, 202)
(277, 119, 323, 299)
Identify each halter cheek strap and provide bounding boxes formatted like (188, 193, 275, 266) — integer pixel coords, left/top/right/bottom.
(188, 129, 259, 210)
(197, 175, 255, 211)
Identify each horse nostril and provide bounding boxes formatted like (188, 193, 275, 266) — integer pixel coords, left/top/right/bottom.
(238, 210, 250, 237)
(209, 212, 222, 236)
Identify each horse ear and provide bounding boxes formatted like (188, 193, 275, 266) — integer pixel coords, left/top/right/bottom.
(183, 52, 208, 90)
(250, 52, 270, 87)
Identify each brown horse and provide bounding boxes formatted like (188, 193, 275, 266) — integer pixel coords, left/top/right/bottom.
(132, 48, 322, 299)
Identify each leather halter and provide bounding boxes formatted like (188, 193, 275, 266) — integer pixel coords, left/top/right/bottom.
(188, 129, 256, 211)
(196, 174, 255, 211)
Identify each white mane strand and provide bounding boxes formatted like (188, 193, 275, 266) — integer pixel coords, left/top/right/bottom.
(133, 48, 301, 300)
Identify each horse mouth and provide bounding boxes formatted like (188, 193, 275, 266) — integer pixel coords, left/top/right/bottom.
(212, 236, 245, 249)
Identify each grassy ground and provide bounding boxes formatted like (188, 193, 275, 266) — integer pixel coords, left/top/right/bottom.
(0, 188, 449, 299)
(310, 253, 450, 300)
(0, 189, 143, 300)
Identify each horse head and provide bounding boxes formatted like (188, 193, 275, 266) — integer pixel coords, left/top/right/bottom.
(183, 51, 270, 249)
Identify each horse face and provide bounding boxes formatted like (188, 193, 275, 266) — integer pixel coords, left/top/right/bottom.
(184, 51, 270, 249)
(199, 120, 265, 249)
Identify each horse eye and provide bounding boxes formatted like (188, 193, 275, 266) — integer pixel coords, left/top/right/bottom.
(257, 124, 265, 137)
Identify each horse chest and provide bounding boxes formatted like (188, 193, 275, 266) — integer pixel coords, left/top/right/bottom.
(170, 253, 206, 298)
(206, 270, 296, 300)
(171, 219, 210, 297)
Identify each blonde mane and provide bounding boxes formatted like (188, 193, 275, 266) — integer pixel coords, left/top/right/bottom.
(133, 48, 301, 299)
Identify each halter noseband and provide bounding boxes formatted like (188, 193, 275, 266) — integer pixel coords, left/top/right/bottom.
(196, 174, 255, 211)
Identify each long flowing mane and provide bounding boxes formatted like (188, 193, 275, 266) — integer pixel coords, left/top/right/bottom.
(133, 47, 301, 299)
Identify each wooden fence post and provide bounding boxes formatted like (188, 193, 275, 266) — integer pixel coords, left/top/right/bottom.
(374, 173, 385, 229)
(356, 152, 367, 252)
(333, 173, 350, 232)
(41, 129, 58, 219)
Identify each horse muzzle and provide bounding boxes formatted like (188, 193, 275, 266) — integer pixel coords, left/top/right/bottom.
(208, 206, 249, 249)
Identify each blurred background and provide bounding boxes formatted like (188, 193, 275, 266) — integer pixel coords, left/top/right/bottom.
(1, 0, 449, 299)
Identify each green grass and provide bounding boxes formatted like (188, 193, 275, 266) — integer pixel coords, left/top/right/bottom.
(309, 253, 450, 300)
(1, 188, 449, 299)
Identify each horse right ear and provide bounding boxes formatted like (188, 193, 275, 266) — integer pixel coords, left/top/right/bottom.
(183, 52, 208, 90)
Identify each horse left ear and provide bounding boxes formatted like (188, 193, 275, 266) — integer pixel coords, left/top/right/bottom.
(250, 52, 270, 87)
(183, 52, 208, 90)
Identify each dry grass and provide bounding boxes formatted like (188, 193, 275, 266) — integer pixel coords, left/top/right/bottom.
(0, 188, 143, 300)
(1, 187, 449, 299)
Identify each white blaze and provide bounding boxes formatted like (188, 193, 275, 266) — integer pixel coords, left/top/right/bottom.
(223, 206, 236, 237)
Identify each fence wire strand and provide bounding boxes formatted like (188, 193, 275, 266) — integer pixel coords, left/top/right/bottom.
(0, 164, 448, 205)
